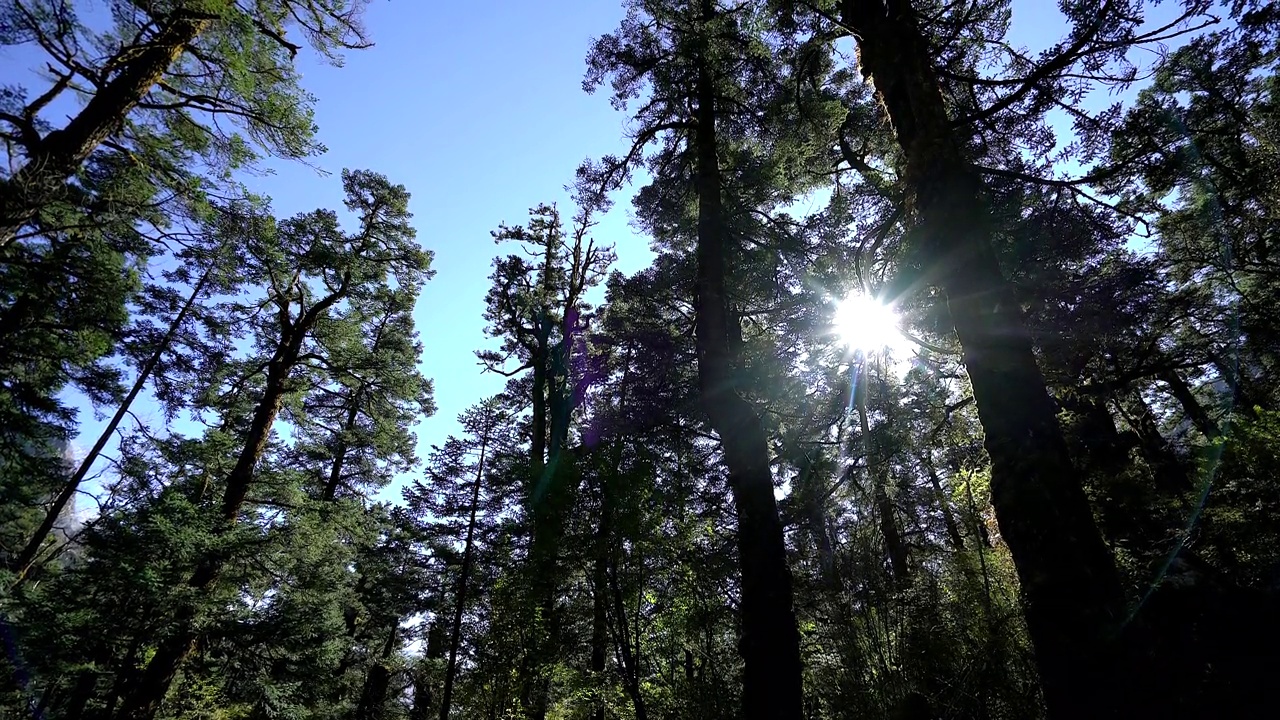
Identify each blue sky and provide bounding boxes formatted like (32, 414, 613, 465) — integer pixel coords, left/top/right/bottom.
(5, 0, 1194, 509)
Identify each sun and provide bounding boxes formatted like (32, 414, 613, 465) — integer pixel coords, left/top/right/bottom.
(832, 292, 907, 355)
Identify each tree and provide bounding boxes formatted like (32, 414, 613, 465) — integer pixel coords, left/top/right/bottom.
(6, 228, 243, 584)
(114, 168, 432, 720)
(0, 0, 373, 246)
(780, 0, 1198, 713)
(402, 397, 512, 720)
(577, 1, 852, 716)
(7, 3, 1280, 720)
(0, 159, 155, 577)
(476, 202, 613, 718)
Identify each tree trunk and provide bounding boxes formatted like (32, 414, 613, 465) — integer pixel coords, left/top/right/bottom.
(591, 537, 609, 720)
(98, 635, 143, 720)
(11, 266, 212, 585)
(414, 622, 447, 720)
(355, 626, 398, 720)
(514, 228, 572, 718)
(599, 359, 639, 720)
(521, 483, 573, 720)
(872, 447, 909, 582)
(531, 328, 551, 473)
(519, 324, 553, 719)
(114, 343, 299, 720)
(923, 459, 965, 551)
(0, 11, 212, 246)
(439, 426, 489, 720)
(61, 670, 97, 720)
(410, 671, 433, 720)
(810, 501, 839, 585)
(590, 441, 614, 720)
(522, 314, 586, 720)
(857, 362, 909, 581)
(837, 2, 1128, 716)
(1125, 392, 1194, 493)
(33, 679, 56, 718)
(1159, 370, 1221, 439)
(322, 398, 362, 501)
(1205, 347, 1259, 417)
(609, 560, 647, 720)
(691, 9, 804, 718)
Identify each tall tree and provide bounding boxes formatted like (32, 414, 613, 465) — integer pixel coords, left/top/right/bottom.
(577, 1, 853, 716)
(402, 397, 511, 720)
(6, 226, 245, 583)
(0, 157, 161, 578)
(113, 169, 431, 720)
(477, 202, 613, 717)
(778, 0, 1166, 714)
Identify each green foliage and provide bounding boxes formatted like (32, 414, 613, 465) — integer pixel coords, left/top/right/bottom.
(4, 3, 1280, 720)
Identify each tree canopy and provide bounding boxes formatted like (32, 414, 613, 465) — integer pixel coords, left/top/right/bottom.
(3, 1, 1279, 720)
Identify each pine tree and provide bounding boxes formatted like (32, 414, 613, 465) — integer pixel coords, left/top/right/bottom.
(114, 169, 431, 720)
(0, 0, 373, 246)
(401, 397, 514, 720)
(578, 1, 850, 715)
(475, 202, 613, 718)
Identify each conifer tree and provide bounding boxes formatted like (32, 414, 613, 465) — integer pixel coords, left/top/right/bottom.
(0, 0, 373, 246)
(115, 169, 431, 720)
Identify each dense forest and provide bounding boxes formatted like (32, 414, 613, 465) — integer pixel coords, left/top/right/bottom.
(2, 0, 1278, 718)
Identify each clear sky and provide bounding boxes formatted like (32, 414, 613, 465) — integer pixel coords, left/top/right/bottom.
(7, 0, 1195, 509)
